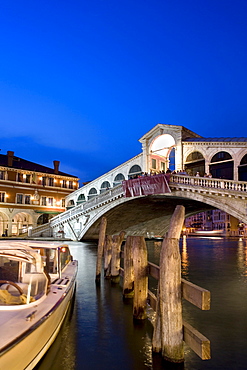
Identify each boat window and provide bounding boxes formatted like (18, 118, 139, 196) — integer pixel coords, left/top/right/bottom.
(60, 246, 71, 270)
(32, 247, 57, 274)
(0, 256, 48, 305)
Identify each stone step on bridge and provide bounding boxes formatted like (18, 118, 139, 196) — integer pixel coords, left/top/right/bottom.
(41, 174, 247, 241)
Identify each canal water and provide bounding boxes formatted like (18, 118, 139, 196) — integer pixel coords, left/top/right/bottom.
(36, 237, 247, 370)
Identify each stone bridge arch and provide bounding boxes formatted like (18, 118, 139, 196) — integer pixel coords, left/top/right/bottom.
(76, 189, 246, 240)
(50, 175, 247, 241)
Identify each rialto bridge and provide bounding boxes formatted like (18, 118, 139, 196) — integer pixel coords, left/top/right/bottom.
(32, 123, 247, 240)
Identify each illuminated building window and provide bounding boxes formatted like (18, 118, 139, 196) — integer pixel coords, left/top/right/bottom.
(48, 197, 54, 206)
(25, 174, 31, 183)
(17, 173, 23, 182)
(0, 171, 5, 180)
(25, 195, 31, 204)
(16, 194, 23, 204)
(152, 159, 157, 169)
(0, 192, 5, 202)
(48, 177, 54, 186)
(69, 181, 73, 189)
(41, 197, 47, 206)
(61, 199, 65, 207)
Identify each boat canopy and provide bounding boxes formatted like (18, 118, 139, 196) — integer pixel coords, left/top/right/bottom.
(0, 244, 48, 306)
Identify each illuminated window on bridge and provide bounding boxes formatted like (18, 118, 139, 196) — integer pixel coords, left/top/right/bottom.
(66, 200, 75, 209)
(77, 194, 86, 205)
(151, 159, 157, 169)
(100, 181, 111, 193)
(128, 165, 142, 179)
(211, 152, 232, 162)
(113, 173, 125, 186)
(239, 154, 247, 181)
(149, 134, 176, 172)
(210, 151, 233, 180)
(88, 188, 97, 200)
(185, 151, 205, 176)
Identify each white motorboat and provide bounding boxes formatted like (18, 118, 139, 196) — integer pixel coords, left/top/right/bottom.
(191, 229, 225, 236)
(0, 241, 78, 369)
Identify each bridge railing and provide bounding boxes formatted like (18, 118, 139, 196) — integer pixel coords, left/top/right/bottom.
(49, 175, 247, 229)
(170, 175, 247, 193)
(49, 184, 124, 227)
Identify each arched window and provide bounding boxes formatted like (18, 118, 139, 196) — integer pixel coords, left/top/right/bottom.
(210, 151, 233, 180)
(150, 134, 176, 172)
(100, 181, 111, 194)
(185, 151, 205, 176)
(238, 154, 247, 181)
(113, 173, 125, 187)
(168, 147, 176, 171)
(88, 188, 97, 200)
(211, 152, 232, 163)
(186, 151, 204, 162)
(66, 199, 75, 210)
(128, 165, 142, 179)
(77, 194, 86, 205)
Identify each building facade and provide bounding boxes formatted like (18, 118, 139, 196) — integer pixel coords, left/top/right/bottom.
(184, 210, 245, 236)
(0, 151, 79, 236)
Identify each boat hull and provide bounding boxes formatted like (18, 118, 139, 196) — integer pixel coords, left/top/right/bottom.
(0, 261, 77, 370)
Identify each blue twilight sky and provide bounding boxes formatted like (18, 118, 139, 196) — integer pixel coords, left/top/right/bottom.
(0, 0, 247, 183)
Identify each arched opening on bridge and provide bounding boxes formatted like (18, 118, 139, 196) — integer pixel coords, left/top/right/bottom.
(77, 194, 86, 205)
(67, 199, 75, 210)
(12, 212, 32, 235)
(149, 134, 176, 172)
(184, 151, 205, 176)
(100, 181, 111, 193)
(113, 173, 125, 187)
(37, 213, 54, 226)
(88, 187, 97, 200)
(238, 154, 247, 181)
(209, 151, 233, 179)
(128, 165, 142, 179)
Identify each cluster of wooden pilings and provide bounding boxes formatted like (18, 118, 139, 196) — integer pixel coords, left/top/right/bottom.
(95, 206, 211, 363)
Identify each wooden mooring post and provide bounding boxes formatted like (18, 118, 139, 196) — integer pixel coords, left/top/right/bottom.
(152, 205, 185, 363)
(132, 236, 148, 320)
(100, 206, 211, 363)
(95, 216, 107, 284)
(104, 235, 112, 278)
(111, 231, 125, 283)
(123, 236, 134, 298)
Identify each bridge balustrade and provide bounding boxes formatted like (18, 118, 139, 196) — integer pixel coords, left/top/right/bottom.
(49, 185, 124, 227)
(171, 175, 247, 193)
(49, 175, 247, 230)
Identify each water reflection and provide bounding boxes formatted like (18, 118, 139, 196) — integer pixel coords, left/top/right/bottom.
(237, 237, 247, 278)
(36, 238, 247, 369)
(181, 236, 189, 278)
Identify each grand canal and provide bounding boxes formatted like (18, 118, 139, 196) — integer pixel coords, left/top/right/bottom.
(36, 237, 247, 370)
